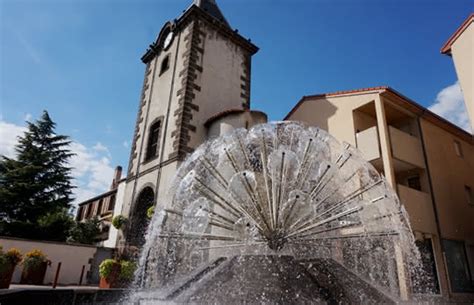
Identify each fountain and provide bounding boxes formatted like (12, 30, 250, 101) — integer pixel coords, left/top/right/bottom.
(129, 122, 423, 304)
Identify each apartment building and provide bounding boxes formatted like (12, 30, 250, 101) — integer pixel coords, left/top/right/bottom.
(441, 13, 473, 129)
(285, 86, 474, 300)
(76, 166, 126, 248)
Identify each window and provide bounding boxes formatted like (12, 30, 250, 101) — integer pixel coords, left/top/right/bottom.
(108, 194, 116, 211)
(442, 239, 474, 292)
(454, 140, 463, 157)
(77, 206, 84, 221)
(466, 185, 473, 206)
(97, 199, 104, 216)
(86, 203, 93, 219)
(407, 175, 421, 191)
(145, 120, 161, 161)
(160, 55, 170, 75)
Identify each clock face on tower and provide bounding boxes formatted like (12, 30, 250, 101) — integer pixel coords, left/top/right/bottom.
(163, 31, 174, 50)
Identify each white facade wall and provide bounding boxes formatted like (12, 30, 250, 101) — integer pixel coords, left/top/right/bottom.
(0, 238, 99, 285)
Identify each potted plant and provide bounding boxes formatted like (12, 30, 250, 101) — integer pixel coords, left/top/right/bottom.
(0, 246, 22, 289)
(99, 259, 121, 288)
(20, 249, 50, 285)
(119, 260, 137, 285)
(146, 205, 155, 219)
(99, 258, 137, 288)
(112, 215, 127, 230)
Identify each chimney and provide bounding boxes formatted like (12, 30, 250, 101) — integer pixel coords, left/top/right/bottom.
(111, 166, 123, 190)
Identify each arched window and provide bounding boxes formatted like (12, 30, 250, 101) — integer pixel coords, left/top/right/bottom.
(129, 187, 155, 248)
(145, 120, 161, 161)
(160, 55, 170, 75)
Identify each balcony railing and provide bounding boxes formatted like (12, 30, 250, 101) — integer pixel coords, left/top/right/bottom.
(397, 184, 437, 234)
(355, 126, 380, 161)
(389, 126, 425, 169)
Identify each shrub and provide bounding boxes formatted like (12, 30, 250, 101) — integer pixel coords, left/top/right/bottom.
(67, 218, 101, 245)
(146, 206, 155, 219)
(38, 210, 74, 242)
(112, 215, 127, 230)
(22, 249, 49, 271)
(99, 259, 118, 279)
(119, 260, 137, 281)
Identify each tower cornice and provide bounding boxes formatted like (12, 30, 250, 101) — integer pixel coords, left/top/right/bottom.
(141, 5, 258, 64)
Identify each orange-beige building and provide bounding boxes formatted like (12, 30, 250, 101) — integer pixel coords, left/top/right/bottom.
(441, 13, 473, 131)
(285, 86, 474, 300)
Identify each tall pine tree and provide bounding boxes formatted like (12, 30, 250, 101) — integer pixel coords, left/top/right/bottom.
(0, 111, 75, 239)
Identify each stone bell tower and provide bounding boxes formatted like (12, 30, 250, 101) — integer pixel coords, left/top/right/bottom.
(121, 0, 262, 248)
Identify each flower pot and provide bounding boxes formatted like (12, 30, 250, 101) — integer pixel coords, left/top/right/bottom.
(20, 261, 48, 285)
(99, 262, 121, 288)
(0, 264, 15, 289)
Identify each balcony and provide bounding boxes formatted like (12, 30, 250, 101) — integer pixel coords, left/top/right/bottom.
(389, 126, 425, 169)
(355, 126, 380, 162)
(397, 184, 437, 234)
(355, 126, 425, 172)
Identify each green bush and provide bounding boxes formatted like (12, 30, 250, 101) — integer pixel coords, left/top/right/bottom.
(38, 210, 74, 242)
(119, 260, 137, 280)
(99, 259, 118, 279)
(67, 218, 100, 245)
(112, 215, 127, 229)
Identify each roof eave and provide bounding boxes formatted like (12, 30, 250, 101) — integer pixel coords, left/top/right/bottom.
(441, 13, 474, 55)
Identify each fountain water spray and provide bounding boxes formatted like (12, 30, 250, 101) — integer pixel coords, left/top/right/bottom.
(131, 122, 422, 303)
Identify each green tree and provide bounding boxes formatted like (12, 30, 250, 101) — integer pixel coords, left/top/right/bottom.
(67, 218, 101, 245)
(0, 111, 75, 240)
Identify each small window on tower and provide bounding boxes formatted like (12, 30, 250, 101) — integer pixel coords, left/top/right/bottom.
(160, 55, 170, 75)
(145, 120, 161, 161)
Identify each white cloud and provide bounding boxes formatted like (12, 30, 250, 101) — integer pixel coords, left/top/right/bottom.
(69, 142, 115, 204)
(0, 121, 26, 158)
(92, 141, 111, 159)
(0, 119, 115, 205)
(24, 113, 33, 121)
(429, 81, 472, 132)
(122, 141, 129, 149)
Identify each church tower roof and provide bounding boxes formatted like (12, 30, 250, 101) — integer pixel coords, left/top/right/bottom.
(192, 0, 230, 27)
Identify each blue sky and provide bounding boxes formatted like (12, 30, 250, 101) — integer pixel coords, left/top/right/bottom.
(0, 0, 471, 204)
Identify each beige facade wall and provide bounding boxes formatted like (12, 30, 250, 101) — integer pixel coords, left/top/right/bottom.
(0, 237, 98, 285)
(287, 93, 380, 146)
(420, 118, 474, 241)
(207, 111, 267, 139)
(103, 180, 126, 248)
(450, 23, 473, 129)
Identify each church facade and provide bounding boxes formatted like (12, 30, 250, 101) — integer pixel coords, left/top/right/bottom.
(76, 1, 474, 301)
